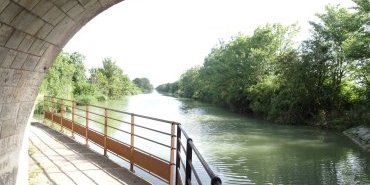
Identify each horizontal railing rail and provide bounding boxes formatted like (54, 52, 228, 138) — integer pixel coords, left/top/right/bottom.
(42, 96, 221, 185)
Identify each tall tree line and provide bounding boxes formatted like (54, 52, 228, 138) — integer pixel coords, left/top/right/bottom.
(157, 1, 369, 129)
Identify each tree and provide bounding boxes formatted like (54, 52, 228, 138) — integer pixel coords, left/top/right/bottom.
(177, 67, 202, 98)
(156, 1, 370, 128)
(39, 52, 76, 99)
(268, 2, 370, 126)
(198, 24, 298, 111)
(90, 58, 139, 99)
(133, 78, 154, 93)
(156, 82, 180, 95)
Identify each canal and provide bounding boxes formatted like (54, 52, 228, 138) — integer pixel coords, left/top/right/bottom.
(66, 91, 370, 184)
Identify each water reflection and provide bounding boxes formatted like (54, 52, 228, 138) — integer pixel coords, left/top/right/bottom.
(178, 97, 370, 185)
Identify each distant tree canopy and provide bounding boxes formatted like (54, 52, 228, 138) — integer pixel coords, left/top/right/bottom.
(89, 58, 139, 99)
(38, 53, 140, 108)
(156, 82, 179, 95)
(133, 78, 154, 93)
(157, 1, 370, 129)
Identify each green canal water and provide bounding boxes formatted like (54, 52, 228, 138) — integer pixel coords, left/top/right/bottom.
(52, 91, 370, 184)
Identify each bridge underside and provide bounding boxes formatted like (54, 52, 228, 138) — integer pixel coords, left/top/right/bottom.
(0, 0, 122, 184)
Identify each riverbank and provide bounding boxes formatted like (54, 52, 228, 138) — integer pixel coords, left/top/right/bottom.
(158, 92, 370, 154)
(343, 126, 370, 152)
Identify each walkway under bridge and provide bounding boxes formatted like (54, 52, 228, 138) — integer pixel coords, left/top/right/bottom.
(30, 96, 222, 185)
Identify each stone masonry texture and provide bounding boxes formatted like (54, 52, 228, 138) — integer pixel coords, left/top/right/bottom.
(0, 0, 122, 184)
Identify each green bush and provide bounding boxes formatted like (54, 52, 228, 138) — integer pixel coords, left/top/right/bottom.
(96, 95, 107, 102)
(75, 95, 95, 105)
(34, 102, 43, 114)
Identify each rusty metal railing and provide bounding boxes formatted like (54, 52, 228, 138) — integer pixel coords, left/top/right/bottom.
(176, 125, 222, 185)
(42, 96, 221, 185)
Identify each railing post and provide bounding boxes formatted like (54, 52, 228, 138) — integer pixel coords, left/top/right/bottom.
(43, 96, 46, 124)
(185, 138, 193, 185)
(169, 122, 176, 185)
(130, 113, 135, 172)
(85, 105, 89, 146)
(211, 176, 222, 185)
(60, 99, 64, 133)
(71, 101, 75, 139)
(51, 97, 55, 127)
(104, 108, 108, 156)
(175, 125, 182, 185)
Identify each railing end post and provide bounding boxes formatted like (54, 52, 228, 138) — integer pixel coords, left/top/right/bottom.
(169, 122, 176, 185)
(60, 99, 64, 133)
(130, 113, 135, 172)
(104, 108, 108, 156)
(185, 138, 193, 185)
(43, 95, 46, 124)
(71, 101, 75, 139)
(211, 176, 222, 185)
(187, 138, 193, 143)
(85, 104, 89, 146)
(175, 124, 182, 185)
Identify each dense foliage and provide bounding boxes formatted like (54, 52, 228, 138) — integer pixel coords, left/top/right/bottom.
(157, 1, 369, 129)
(89, 58, 139, 99)
(133, 77, 154, 93)
(35, 53, 142, 112)
(156, 82, 179, 95)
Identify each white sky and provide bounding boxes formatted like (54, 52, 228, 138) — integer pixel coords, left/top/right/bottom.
(64, 0, 355, 86)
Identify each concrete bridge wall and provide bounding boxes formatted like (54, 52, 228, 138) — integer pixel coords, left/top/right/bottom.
(0, 0, 122, 184)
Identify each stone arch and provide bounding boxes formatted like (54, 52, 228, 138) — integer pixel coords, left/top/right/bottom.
(0, 0, 122, 184)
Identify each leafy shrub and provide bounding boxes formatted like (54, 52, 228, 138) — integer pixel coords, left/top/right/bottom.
(34, 102, 43, 114)
(96, 95, 107, 102)
(75, 95, 95, 105)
